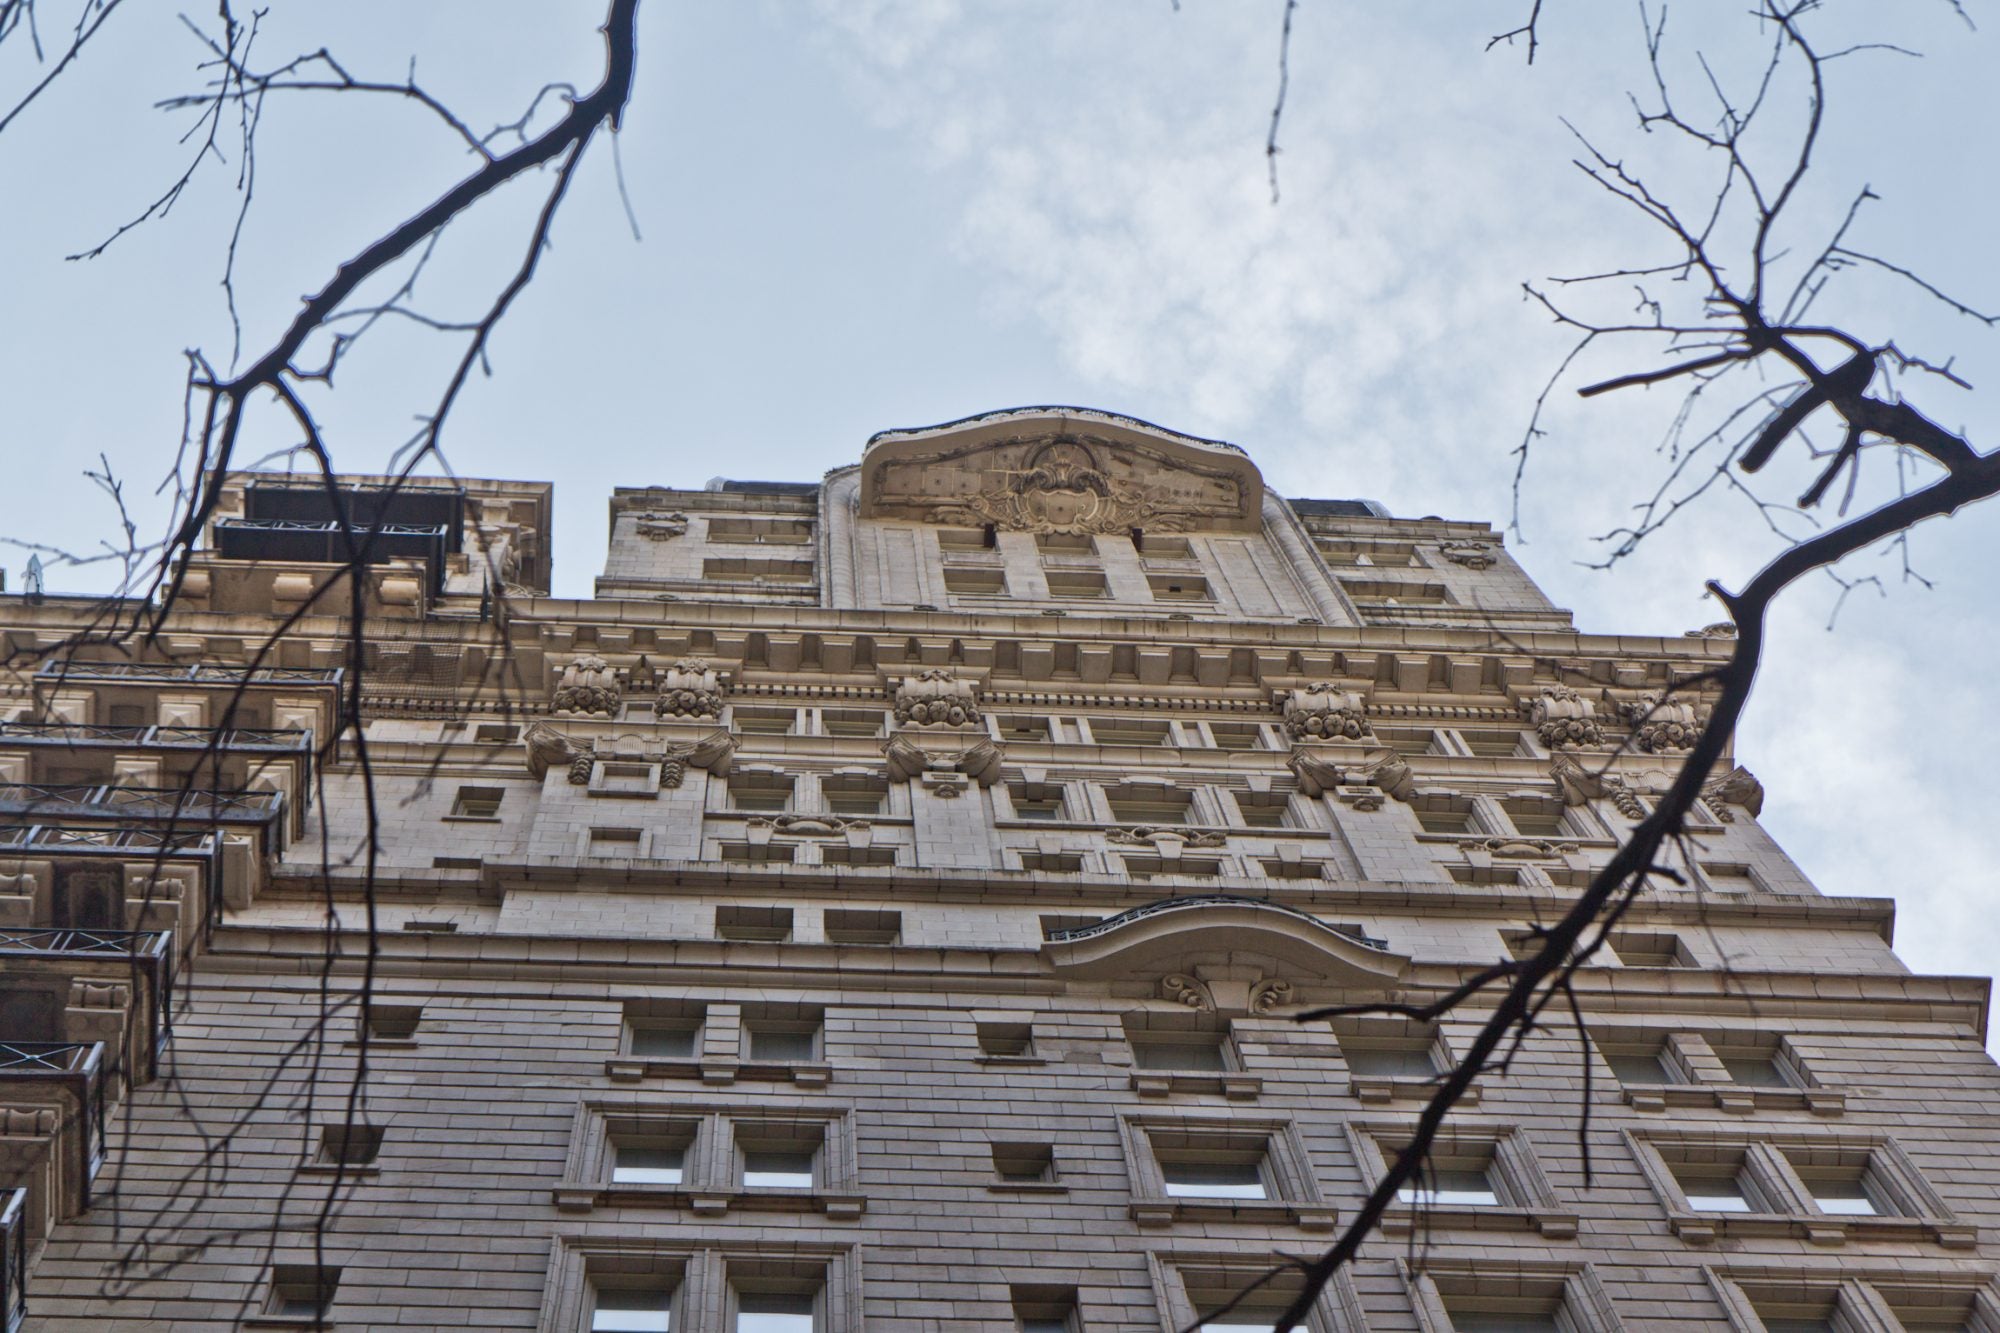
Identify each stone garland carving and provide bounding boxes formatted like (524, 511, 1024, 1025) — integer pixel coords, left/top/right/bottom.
(882, 735, 1004, 796)
(658, 657, 727, 719)
(1436, 540, 1497, 570)
(660, 731, 736, 788)
(522, 722, 733, 788)
(1525, 685, 1602, 749)
(70, 980, 128, 1010)
(524, 722, 595, 784)
(1159, 973, 1215, 1011)
(632, 512, 690, 542)
(1457, 836, 1581, 861)
(1248, 977, 1295, 1015)
(926, 438, 1201, 536)
(1278, 682, 1371, 741)
(893, 668, 982, 727)
(1287, 746, 1415, 803)
(1700, 765, 1764, 820)
(1106, 826, 1227, 849)
(550, 653, 622, 718)
(1548, 752, 1651, 819)
(746, 814, 869, 838)
(1621, 693, 1705, 753)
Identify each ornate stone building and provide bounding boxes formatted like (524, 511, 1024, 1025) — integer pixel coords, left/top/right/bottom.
(0, 407, 1993, 1331)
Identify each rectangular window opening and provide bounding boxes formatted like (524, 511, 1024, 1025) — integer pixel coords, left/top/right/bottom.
(716, 905, 793, 943)
(449, 785, 503, 819)
(824, 908, 900, 944)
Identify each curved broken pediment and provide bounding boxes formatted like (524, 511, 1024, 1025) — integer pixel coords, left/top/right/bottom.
(860, 407, 1265, 534)
(1042, 895, 1409, 994)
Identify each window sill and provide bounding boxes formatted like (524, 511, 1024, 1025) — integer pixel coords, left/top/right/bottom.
(1667, 1209, 1973, 1248)
(975, 1054, 1048, 1068)
(554, 1183, 865, 1220)
(1382, 1203, 1578, 1239)
(1620, 1083, 1842, 1116)
(586, 787, 661, 800)
(439, 814, 503, 824)
(1129, 1197, 1337, 1232)
(1347, 1076, 1480, 1106)
(603, 1057, 830, 1088)
(1131, 1072, 1262, 1101)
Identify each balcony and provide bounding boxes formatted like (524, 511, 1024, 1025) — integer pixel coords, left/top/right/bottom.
(0, 720, 310, 755)
(32, 661, 343, 690)
(0, 783, 281, 829)
(0, 1041, 106, 1234)
(0, 823, 227, 949)
(0, 929, 174, 1084)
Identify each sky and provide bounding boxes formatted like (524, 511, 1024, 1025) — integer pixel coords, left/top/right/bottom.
(1, 2, 1996, 1011)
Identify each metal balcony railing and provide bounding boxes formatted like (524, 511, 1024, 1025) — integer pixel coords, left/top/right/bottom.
(0, 721, 311, 753)
(1044, 893, 1393, 951)
(0, 1188, 23, 1332)
(0, 1043, 106, 1206)
(0, 783, 282, 827)
(0, 930, 174, 1076)
(33, 661, 343, 688)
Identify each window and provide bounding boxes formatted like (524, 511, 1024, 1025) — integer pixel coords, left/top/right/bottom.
(943, 566, 1007, 596)
(1206, 721, 1267, 751)
(449, 785, 503, 819)
(741, 1147, 816, 1189)
(992, 1142, 1057, 1186)
(626, 1002, 704, 1060)
(1008, 787, 1064, 820)
(1045, 570, 1108, 598)
(1714, 1044, 1794, 1089)
(734, 1290, 816, 1333)
(743, 1005, 823, 1064)
(1415, 803, 1478, 835)
(1012, 1286, 1079, 1332)
(1406, 1260, 1618, 1333)
(1261, 858, 1329, 881)
(823, 909, 899, 945)
(820, 779, 885, 817)
(590, 761, 661, 797)
(1123, 855, 1221, 880)
(590, 827, 644, 858)
(1136, 533, 1193, 559)
(1105, 783, 1193, 822)
(732, 708, 795, 736)
(1399, 1163, 1500, 1208)
(1343, 1042, 1438, 1081)
(1163, 1159, 1266, 1200)
(707, 515, 812, 545)
(613, 1143, 687, 1186)
(702, 557, 812, 584)
(316, 1124, 383, 1167)
(1601, 1040, 1677, 1086)
(819, 709, 883, 739)
(719, 843, 795, 864)
(432, 855, 483, 871)
(1147, 574, 1213, 601)
(592, 1286, 674, 1332)
(1501, 798, 1568, 835)
(1608, 931, 1695, 968)
(361, 1003, 422, 1041)
(1165, 1257, 1356, 1333)
(1090, 718, 1172, 747)
(1127, 1117, 1335, 1229)
(1019, 851, 1084, 873)
(820, 845, 896, 867)
(998, 715, 1053, 743)
(728, 776, 793, 813)
(265, 1265, 339, 1322)
(402, 918, 458, 933)
(717, 905, 793, 943)
(1036, 532, 1095, 555)
(975, 1022, 1034, 1058)
(1124, 1015, 1230, 1073)
(1235, 792, 1292, 827)
(1357, 1125, 1574, 1237)
(473, 723, 519, 744)
(937, 526, 990, 551)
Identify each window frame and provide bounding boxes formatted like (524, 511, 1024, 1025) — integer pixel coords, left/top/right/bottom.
(555, 1102, 861, 1220)
(540, 1241, 860, 1333)
(1120, 1113, 1336, 1231)
(1349, 1122, 1577, 1239)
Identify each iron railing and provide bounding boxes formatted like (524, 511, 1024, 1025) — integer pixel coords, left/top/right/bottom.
(33, 661, 342, 688)
(0, 1042, 106, 1205)
(0, 1188, 23, 1332)
(0, 820, 233, 944)
(0, 931, 175, 1077)
(1044, 893, 1392, 951)
(0, 720, 311, 753)
(0, 783, 282, 827)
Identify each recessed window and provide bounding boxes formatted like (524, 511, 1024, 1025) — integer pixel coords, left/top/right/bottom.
(590, 827, 644, 858)
(1035, 532, 1095, 555)
(449, 785, 503, 819)
(943, 566, 1007, 596)
(707, 515, 813, 545)
(1601, 1041, 1676, 1086)
(741, 1146, 816, 1190)
(1147, 574, 1212, 601)
(732, 708, 795, 736)
(821, 781, 885, 817)
(1135, 533, 1193, 559)
(1206, 721, 1267, 751)
(1502, 798, 1568, 835)
(1009, 788, 1064, 820)
(820, 845, 896, 867)
(1012, 1285, 1079, 1332)
(362, 1004, 422, 1041)
(1019, 851, 1084, 874)
(820, 709, 883, 739)
(1236, 794, 1291, 828)
(703, 556, 812, 584)
(734, 1290, 816, 1333)
(1802, 1178, 1883, 1216)
(1124, 855, 1220, 880)
(613, 1143, 687, 1186)
(717, 905, 793, 943)
(1341, 1041, 1438, 1080)
(1045, 570, 1108, 599)
(432, 855, 483, 871)
(1608, 931, 1694, 968)
(1677, 1170, 1756, 1213)
(592, 1286, 674, 1333)
(998, 716, 1053, 742)
(823, 908, 899, 945)
(1162, 1158, 1266, 1200)
(719, 843, 795, 864)
(1124, 1016, 1229, 1072)
(473, 723, 519, 744)
(1104, 783, 1192, 822)
(1415, 804, 1478, 835)
(402, 918, 458, 933)
(1398, 1164, 1500, 1208)
(316, 1124, 382, 1167)
(1717, 1047, 1794, 1088)
(976, 1022, 1035, 1059)
(728, 777, 793, 813)
(266, 1264, 339, 1321)
(629, 1018, 701, 1060)
(593, 761, 660, 796)
(992, 1142, 1056, 1185)
(1091, 719, 1172, 748)
(744, 1005, 822, 1063)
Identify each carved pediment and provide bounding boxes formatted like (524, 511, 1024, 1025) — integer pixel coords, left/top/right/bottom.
(1042, 895, 1408, 992)
(859, 408, 1265, 534)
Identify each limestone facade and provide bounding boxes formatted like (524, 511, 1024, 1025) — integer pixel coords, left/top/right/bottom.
(0, 407, 1993, 1331)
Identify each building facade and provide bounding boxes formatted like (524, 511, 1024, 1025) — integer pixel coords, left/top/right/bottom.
(0, 406, 1993, 1330)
